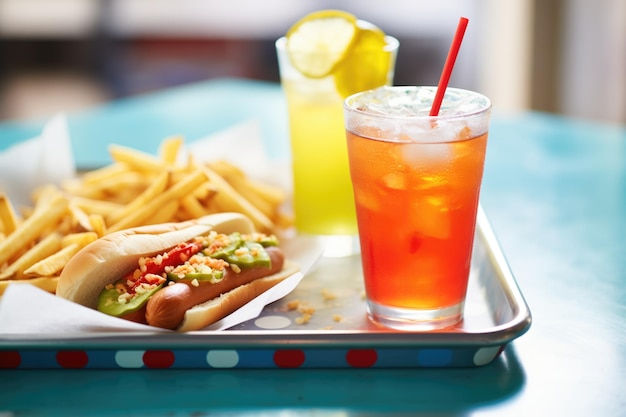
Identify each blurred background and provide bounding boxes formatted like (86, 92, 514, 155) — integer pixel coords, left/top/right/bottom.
(0, 0, 624, 124)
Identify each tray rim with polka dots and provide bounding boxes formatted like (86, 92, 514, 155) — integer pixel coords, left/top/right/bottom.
(0, 208, 531, 369)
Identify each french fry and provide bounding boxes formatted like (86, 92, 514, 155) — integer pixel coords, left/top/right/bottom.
(106, 185, 149, 205)
(0, 277, 59, 296)
(217, 175, 278, 219)
(89, 214, 106, 237)
(17, 206, 34, 222)
(31, 185, 62, 211)
(24, 243, 80, 277)
(61, 231, 98, 248)
(0, 134, 294, 295)
(192, 182, 218, 203)
(210, 160, 287, 205)
(180, 194, 207, 219)
(0, 232, 63, 281)
(65, 171, 151, 202)
(69, 196, 123, 217)
(52, 215, 75, 237)
(159, 135, 184, 165)
(207, 159, 243, 178)
(109, 144, 164, 174)
(0, 193, 68, 267)
(68, 202, 94, 232)
(106, 169, 207, 233)
(245, 179, 289, 207)
(107, 170, 170, 225)
(0, 193, 19, 236)
(200, 164, 275, 233)
(79, 162, 129, 185)
(208, 160, 287, 208)
(145, 199, 179, 225)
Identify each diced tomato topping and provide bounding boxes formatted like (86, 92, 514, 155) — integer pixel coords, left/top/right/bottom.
(127, 242, 202, 293)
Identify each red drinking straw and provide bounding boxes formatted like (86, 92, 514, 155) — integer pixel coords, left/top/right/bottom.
(429, 17, 469, 116)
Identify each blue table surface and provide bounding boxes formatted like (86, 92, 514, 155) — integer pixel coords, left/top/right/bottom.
(1, 78, 625, 416)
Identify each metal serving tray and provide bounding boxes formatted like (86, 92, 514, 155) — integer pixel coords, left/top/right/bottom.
(0, 208, 531, 369)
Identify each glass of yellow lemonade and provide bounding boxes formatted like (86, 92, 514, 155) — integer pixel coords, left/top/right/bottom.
(276, 10, 399, 256)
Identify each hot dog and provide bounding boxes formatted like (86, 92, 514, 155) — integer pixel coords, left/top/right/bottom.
(56, 213, 299, 331)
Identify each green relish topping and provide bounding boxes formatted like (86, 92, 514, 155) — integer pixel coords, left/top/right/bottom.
(97, 231, 279, 317)
(221, 241, 271, 269)
(166, 254, 227, 283)
(98, 275, 165, 317)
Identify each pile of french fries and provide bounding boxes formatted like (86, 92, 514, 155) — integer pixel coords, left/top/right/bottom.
(0, 136, 292, 296)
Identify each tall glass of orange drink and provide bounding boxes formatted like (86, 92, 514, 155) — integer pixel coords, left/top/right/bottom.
(344, 86, 491, 330)
(276, 10, 399, 257)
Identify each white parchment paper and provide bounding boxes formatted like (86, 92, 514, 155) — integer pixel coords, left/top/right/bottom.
(0, 116, 320, 336)
(0, 114, 75, 208)
(0, 235, 320, 335)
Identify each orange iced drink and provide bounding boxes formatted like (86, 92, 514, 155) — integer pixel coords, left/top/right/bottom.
(344, 86, 491, 330)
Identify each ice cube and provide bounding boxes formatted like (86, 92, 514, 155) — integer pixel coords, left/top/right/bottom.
(355, 187, 382, 213)
(382, 171, 407, 190)
(401, 142, 453, 169)
(413, 195, 451, 240)
(414, 174, 446, 191)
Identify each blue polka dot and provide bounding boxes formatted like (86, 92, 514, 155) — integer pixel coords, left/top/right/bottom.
(417, 349, 453, 367)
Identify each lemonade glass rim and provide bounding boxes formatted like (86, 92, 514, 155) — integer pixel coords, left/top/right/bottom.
(275, 35, 400, 55)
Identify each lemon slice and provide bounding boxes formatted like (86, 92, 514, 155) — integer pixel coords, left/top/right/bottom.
(334, 19, 392, 97)
(286, 10, 358, 78)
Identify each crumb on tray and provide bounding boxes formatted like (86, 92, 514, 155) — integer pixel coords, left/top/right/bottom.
(321, 288, 336, 301)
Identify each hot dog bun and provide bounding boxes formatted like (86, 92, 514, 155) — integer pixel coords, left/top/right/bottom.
(179, 269, 296, 331)
(57, 213, 299, 330)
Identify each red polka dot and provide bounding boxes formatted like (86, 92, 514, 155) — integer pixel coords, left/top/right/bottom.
(143, 350, 175, 368)
(273, 349, 305, 368)
(57, 350, 89, 369)
(346, 349, 377, 368)
(0, 351, 21, 368)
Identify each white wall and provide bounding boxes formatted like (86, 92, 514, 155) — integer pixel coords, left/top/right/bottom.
(560, 0, 626, 123)
(475, 0, 534, 115)
(2, 0, 624, 123)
